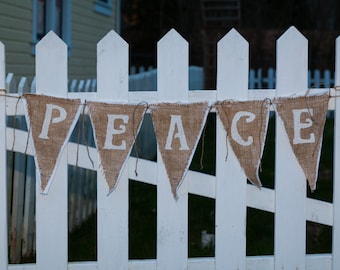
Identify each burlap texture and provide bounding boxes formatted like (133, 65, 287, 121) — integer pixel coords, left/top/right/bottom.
(274, 94, 329, 190)
(150, 102, 209, 198)
(216, 100, 270, 187)
(87, 102, 147, 193)
(23, 94, 82, 193)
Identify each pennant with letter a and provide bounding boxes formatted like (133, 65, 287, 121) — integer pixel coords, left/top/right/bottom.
(150, 102, 209, 199)
(23, 94, 82, 194)
(87, 102, 147, 194)
(215, 99, 270, 187)
(274, 93, 329, 190)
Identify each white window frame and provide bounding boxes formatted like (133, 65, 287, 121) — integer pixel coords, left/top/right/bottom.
(94, 0, 112, 16)
(32, 0, 72, 54)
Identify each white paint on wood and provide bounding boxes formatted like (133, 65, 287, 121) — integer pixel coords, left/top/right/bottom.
(6, 254, 335, 270)
(156, 29, 188, 270)
(0, 40, 8, 270)
(35, 31, 68, 270)
(215, 28, 248, 270)
(96, 30, 129, 270)
(274, 26, 308, 270)
(333, 35, 340, 270)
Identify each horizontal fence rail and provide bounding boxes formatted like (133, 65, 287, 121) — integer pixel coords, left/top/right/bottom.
(0, 27, 340, 270)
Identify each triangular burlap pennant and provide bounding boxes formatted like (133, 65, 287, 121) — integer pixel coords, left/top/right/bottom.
(87, 102, 147, 193)
(150, 102, 209, 198)
(215, 100, 270, 187)
(23, 94, 82, 194)
(274, 94, 329, 190)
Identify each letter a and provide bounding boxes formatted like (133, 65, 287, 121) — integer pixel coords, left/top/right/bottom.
(39, 104, 67, 139)
(165, 115, 189, 150)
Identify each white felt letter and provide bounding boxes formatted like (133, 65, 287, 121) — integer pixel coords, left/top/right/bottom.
(39, 104, 67, 139)
(293, 109, 315, 144)
(104, 114, 129, 150)
(231, 111, 255, 146)
(165, 115, 189, 150)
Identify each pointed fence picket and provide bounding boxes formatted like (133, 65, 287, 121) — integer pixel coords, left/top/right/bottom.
(215, 29, 248, 270)
(333, 36, 340, 270)
(0, 27, 339, 270)
(274, 26, 308, 270)
(156, 29, 189, 270)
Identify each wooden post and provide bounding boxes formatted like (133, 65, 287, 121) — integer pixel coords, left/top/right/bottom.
(157, 29, 189, 270)
(0, 40, 8, 270)
(215, 28, 248, 270)
(35, 31, 68, 270)
(274, 26, 307, 270)
(96, 30, 129, 270)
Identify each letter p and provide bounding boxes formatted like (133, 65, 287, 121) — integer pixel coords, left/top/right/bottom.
(39, 104, 67, 139)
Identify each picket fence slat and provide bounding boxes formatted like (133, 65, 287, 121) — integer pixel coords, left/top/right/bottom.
(215, 28, 248, 270)
(96, 30, 129, 270)
(0, 40, 8, 270)
(332, 36, 340, 270)
(275, 26, 308, 270)
(156, 29, 189, 270)
(2, 27, 340, 269)
(35, 32, 69, 270)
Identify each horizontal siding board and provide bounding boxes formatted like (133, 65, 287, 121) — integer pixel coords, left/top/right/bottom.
(0, 28, 32, 41)
(69, 0, 118, 79)
(0, 1, 33, 77)
(0, 0, 118, 79)
(0, 2, 31, 18)
(0, 17, 31, 32)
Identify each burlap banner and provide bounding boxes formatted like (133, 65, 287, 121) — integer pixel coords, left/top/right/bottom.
(87, 101, 147, 193)
(274, 94, 329, 190)
(215, 100, 270, 187)
(150, 102, 209, 199)
(23, 94, 82, 194)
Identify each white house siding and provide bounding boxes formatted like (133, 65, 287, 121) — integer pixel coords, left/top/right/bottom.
(0, 0, 118, 81)
(69, 0, 118, 79)
(0, 1, 34, 79)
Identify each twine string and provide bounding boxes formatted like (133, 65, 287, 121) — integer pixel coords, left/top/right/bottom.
(199, 105, 212, 170)
(1, 88, 338, 174)
(11, 95, 22, 153)
(81, 101, 95, 168)
(132, 101, 149, 177)
(303, 88, 330, 158)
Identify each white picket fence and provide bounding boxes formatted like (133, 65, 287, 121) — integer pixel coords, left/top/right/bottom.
(4, 65, 203, 263)
(249, 68, 335, 89)
(0, 26, 339, 270)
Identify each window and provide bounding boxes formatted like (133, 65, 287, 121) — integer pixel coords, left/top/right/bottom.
(94, 0, 112, 16)
(33, 0, 71, 52)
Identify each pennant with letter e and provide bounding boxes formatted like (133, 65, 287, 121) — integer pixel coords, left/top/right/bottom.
(274, 94, 329, 190)
(87, 101, 147, 194)
(215, 99, 270, 187)
(150, 102, 209, 199)
(23, 94, 82, 194)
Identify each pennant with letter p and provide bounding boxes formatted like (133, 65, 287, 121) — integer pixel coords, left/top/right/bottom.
(87, 101, 147, 194)
(274, 93, 329, 190)
(23, 94, 82, 194)
(215, 99, 270, 187)
(150, 102, 209, 199)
